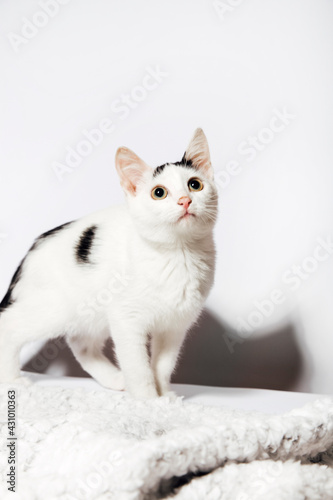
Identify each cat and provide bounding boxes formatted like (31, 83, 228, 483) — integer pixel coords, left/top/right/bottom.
(0, 129, 218, 399)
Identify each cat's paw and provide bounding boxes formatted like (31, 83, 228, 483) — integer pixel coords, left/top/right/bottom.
(104, 371, 125, 391)
(0, 375, 32, 387)
(15, 376, 32, 387)
(162, 390, 178, 402)
(130, 384, 159, 400)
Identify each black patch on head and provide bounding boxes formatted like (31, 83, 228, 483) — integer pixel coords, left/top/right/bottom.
(179, 153, 193, 168)
(153, 155, 195, 177)
(0, 221, 73, 315)
(153, 164, 167, 177)
(76, 225, 97, 264)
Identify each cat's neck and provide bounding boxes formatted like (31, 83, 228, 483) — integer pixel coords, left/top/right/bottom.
(135, 225, 214, 255)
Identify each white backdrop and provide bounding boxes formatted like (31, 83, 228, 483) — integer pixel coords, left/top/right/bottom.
(1, 0, 333, 393)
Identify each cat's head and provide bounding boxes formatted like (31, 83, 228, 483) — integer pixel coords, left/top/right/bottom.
(115, 129, 218, 245)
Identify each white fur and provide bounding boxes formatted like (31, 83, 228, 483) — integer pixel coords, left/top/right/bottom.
(0, 129, 218, 399)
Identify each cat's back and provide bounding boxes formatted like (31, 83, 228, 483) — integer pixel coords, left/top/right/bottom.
(27, 204, 130, 262)
(10, 204, 133, 299)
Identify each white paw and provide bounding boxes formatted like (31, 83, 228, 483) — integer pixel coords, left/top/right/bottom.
(162, 390, 178, 402)
(130, 384, 159, 400)
(134, 392, 159, 400)
(15, 376, 32, 387)
(0, 376, 32, 387)
(103, 371, 125, 391)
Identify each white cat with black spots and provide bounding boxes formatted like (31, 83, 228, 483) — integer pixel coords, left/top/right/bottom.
(0, 129, 218, 399)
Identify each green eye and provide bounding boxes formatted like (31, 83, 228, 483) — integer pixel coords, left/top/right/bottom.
(151, 186, 167, 200)
(188, 178, 203, 192)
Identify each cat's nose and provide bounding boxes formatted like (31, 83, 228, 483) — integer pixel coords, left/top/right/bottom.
(178, 196, 192, 210)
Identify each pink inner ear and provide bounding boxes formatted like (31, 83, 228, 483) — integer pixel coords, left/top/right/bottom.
(122, 163, 145, 195)
(184, 129, 213, 178)
(116, 147, 151, 195)
(122, 175, 136, 195)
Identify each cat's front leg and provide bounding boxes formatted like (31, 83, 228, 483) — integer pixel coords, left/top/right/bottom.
(151, 329, 187, 397)
(109, 319, 158, 399)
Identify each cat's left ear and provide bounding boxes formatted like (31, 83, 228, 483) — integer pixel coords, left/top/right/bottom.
(115, 147, 151, 195)
(182, 128, 213, 179)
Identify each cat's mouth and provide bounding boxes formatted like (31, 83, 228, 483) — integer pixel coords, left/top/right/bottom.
(178, 211, 195, 221)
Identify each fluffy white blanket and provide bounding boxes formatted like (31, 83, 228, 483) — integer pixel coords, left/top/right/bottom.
(0, 384, 333, 500)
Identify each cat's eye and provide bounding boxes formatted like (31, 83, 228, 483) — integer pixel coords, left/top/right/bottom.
(188, 178, 203, 192)
(151, 186, 168, 200)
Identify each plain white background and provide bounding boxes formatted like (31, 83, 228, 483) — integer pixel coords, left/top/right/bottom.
(1, 0, 333, 393)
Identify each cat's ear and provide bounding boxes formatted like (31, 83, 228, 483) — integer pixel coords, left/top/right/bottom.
(115, 147, 151, 195)
(182, 128, 213, 179)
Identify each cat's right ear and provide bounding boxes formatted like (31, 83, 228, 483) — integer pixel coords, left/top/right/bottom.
(115, 147, 151, 195)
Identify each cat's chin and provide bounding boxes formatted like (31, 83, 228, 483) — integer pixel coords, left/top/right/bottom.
(178, 213, 195, 222)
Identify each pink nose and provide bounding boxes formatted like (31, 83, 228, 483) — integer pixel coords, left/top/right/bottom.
(178, 196, 192, 210)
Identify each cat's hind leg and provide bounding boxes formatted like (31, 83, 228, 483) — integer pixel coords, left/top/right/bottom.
(0, 306, 46, 385)
(67, 334, 125, 391)
(0, 327, 26, 384)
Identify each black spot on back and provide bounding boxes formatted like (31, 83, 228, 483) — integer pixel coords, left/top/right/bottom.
(153, 155, 195, 177)
(29, 221, 73, 252)
(0, 259, 25, 314)
(38, 222, 73, 242)
(0, 221, 73, 315)
(76, 225, 97, 264)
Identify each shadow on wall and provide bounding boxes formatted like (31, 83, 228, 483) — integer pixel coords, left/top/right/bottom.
(174, 310, 305, 391)
(23, 309, 306, 392)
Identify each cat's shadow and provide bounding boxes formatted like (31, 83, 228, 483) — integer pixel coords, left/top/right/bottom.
(23, 309, 307, 391)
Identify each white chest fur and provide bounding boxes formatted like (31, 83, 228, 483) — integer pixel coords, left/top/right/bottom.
(124, 237, 216, 333)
